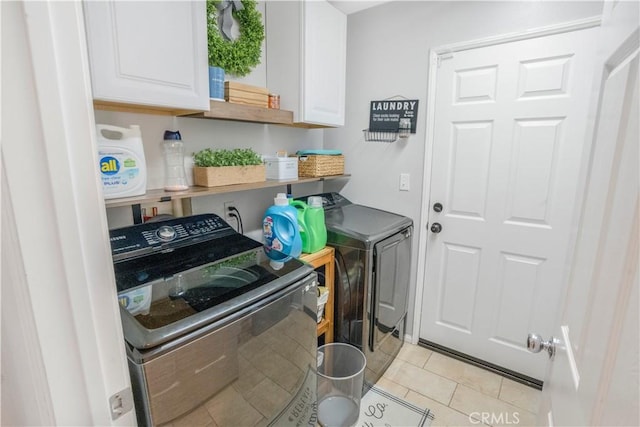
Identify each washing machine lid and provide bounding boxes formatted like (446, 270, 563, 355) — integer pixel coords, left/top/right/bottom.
(325, 204, 413, 249)
(109, 214, 313, 350)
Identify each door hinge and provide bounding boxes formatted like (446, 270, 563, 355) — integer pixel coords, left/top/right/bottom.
(109, 387, 134, 421)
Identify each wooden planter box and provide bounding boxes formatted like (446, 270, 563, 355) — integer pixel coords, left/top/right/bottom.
(193, 164, 266, 187)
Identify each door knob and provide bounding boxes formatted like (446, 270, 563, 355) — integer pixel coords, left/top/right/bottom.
(433, 203, 443, 212)
(431, 223, 442, 233)
(527, 333, 557, 360)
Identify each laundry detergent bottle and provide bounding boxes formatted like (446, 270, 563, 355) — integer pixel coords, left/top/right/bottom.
(96, 124, 147, 199)
(263, 193, 302, 269)
(305, 196, 328, 252)
(291, 196, 327, 254)
(290, 199, 311, 253)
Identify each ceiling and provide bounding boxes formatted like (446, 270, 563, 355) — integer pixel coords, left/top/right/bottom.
(328, 1, 391, 15)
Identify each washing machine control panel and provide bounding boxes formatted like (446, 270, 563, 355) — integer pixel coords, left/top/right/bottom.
(109, 214, 232, 259)
(297, 192, 351, 210)
(325, 193, 348, 208)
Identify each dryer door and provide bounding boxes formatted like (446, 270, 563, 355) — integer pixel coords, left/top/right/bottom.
(370, 227, 412, 351)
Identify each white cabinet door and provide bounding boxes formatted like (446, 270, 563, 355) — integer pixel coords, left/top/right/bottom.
(83, 1, 209, 111)
(302, 0, 346, 126)
(266, 0, 346, 127)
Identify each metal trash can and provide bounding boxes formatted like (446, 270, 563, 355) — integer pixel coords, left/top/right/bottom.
(317, 343, 366, 427)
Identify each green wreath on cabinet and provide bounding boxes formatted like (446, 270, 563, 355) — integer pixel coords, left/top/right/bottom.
(207, 0, 264, 77)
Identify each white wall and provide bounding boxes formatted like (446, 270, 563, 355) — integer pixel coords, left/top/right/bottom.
(323, 0, 604, 337)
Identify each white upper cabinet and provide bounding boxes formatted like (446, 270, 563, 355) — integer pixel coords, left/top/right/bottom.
(83, 1, 209, 112)
(266, 0, 347, 127)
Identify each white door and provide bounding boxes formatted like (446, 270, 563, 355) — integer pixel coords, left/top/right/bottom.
(537, 2, 639, 425)
(420, 26, 598, 380)
(2, 2, 135, 425)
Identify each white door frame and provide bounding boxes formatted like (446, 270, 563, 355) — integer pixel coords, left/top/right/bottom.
(411, 16, 602, 345)
(2, 2, 134, 425)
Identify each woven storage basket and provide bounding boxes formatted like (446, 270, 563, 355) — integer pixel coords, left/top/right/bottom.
(297, 155, 345, 177)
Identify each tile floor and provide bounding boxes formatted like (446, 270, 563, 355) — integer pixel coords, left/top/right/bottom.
(375, 343, 542, 427)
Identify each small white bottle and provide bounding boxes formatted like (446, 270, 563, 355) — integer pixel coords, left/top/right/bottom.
(162, 130, 189, 191)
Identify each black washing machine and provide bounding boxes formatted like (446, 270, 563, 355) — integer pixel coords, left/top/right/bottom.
(109, 214, 318, 426)
(299, 193, 413, 386)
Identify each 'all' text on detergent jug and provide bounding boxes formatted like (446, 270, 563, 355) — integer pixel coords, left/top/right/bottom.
(263, 193, 302, 269)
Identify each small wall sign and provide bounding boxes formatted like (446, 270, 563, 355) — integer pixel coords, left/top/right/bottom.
(369, 99, 419, 133)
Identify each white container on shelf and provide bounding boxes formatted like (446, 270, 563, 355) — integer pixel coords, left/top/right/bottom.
(96, 124, 147, 199)
(263, 154, 298, 181)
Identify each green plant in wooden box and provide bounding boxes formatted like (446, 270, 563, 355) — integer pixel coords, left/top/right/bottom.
(193, 148, 265, 187)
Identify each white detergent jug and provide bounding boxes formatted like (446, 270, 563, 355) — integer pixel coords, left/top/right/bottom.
(96, 124, 147, 199)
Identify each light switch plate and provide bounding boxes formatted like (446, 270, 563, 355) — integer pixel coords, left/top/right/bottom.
(400, 173, 410, 191)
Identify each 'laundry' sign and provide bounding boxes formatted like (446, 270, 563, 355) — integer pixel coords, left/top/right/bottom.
(369, 99, 419, 133)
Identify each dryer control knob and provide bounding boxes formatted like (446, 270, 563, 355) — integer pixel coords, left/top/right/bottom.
(156, 225, 177, 242)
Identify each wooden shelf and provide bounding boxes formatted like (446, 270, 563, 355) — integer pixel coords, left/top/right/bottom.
(94, 99, 336, 128)
(317, 318, 331, 338)
(104, 175, 351, 208)
(300, 247, 335, 344)
(92, 99, 292, 125)
(181, 100, 294, 125)
(93, 100, 206, 117)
